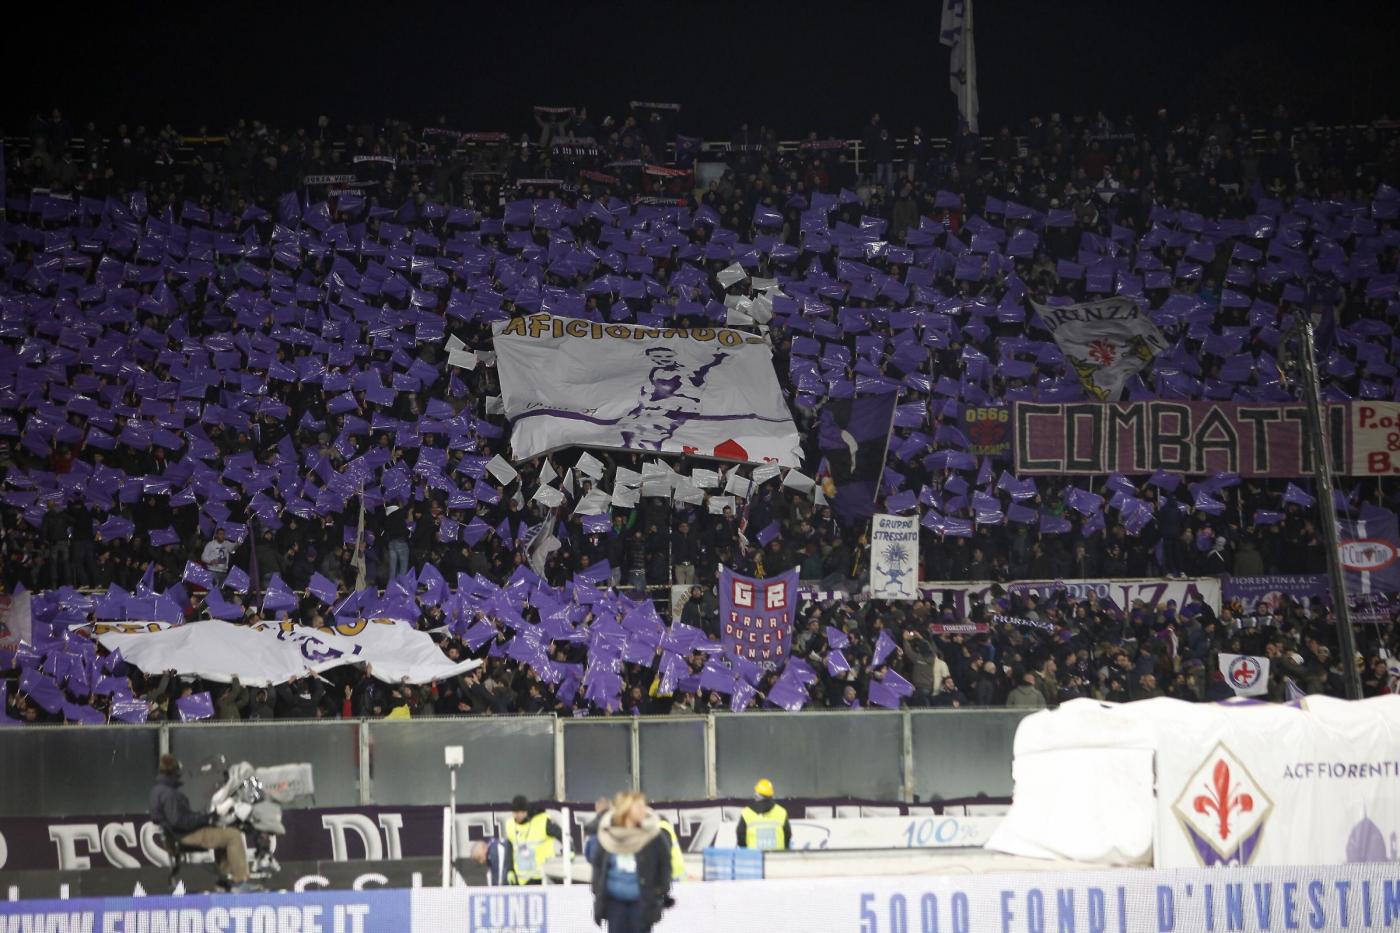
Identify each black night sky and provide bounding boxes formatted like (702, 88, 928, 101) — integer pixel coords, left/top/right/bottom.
(4, 1, 1398, 139)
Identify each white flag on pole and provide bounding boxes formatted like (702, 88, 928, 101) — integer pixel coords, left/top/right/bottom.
(1219, 653, 1270, 697)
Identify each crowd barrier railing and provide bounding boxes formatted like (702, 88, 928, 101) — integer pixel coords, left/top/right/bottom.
(0, 708, 1032, 818)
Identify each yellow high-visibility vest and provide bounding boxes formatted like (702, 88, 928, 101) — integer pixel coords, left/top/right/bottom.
(659, 818, 686, 880)
(740, 803, 788, 850)
(504, 813, 557, 883)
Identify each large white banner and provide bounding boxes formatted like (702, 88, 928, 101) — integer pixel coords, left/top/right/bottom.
(493, 314, 801, 465)
(1032, 297, 1166, 401)
(86, 619, 481, 686)
(870, 514, 919, 600)
(990, 695, 1400, 870)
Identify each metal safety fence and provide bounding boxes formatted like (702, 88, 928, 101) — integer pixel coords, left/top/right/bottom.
(0, 708, 1030, 818)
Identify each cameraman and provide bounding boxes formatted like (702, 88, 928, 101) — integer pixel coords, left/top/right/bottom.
(149, 754, 257, 891)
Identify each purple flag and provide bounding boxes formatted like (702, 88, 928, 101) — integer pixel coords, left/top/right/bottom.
(1339, 504, 1400, 595)
(698, 658, 737, 695)
(110, 698, 150, 723)
(20, 669, 64, 714)
(177, 692, 215, 722)
(719, 565, 798, 665)
(308, 572, 339, 605)
(824, 625, 849, 650)
(818, 393, 899, 525)
(261, 574, 298, 613)
(767, 674, 810, 711)
(182, 561, 215, 590)
(825, 649, 850, 676)
(1282, 483, 1316, 508)
(225, 565, 250, 594)
(872, 629, 897, 668)
(867, 678, 903, 709)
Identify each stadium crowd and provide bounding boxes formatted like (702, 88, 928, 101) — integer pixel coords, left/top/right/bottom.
(1, 99, 1398, 724)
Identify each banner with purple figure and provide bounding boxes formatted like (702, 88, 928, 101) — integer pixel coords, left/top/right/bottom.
(719, 565, 797, 665)
(493, 314, 801, 466)
(870, 514, 919, 600)
(1338, 504, 1400, 595)
(817, 392, 898, 525)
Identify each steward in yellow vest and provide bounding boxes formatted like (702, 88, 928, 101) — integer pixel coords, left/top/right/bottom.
(504, 794, 562, 884)
(736, 778, 792, 850)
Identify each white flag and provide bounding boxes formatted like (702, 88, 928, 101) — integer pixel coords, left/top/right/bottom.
(575, 451, 606, 480)
(572, 488, 613, 516)
(531, 485, 565, 508)
(716, 262, 748, 288)
(1219, 653, 1270, 697)
(485, 454, 519, 485)
(1031, 297, 1166, 401)
(690, 468, 720, 489)
(939, 0, 979, 133)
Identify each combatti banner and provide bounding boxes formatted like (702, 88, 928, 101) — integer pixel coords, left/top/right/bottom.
(493, 314, 801, 466)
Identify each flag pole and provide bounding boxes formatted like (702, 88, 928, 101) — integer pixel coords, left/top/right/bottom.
(1292, 311, 1361, 699)
(964, 0, 976, 133)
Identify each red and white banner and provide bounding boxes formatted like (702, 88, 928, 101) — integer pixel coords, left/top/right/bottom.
(1350, 401, 1400, 475)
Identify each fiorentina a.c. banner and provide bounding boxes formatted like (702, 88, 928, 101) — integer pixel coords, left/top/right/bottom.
(492, 314, 802, 466)
(719, 565, 797, 664)
(870, 513, 919, 600)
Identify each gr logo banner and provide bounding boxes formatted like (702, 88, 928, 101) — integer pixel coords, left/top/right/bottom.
(470, 891, 547, 933)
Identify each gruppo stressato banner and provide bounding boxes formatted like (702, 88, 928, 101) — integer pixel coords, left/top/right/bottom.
(1013, 401, 1349, 476)
(6, 865, 1400, 933)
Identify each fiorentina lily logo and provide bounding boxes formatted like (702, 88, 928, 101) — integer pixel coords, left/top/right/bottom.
(1172, 742, 1272, 866)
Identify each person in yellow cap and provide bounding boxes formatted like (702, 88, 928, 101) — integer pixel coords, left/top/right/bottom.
(736, 778, 791, 850)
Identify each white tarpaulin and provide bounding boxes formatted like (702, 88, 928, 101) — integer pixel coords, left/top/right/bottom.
(1032, 297, 1166, 401)
(493, 314, 801, 466)
(86, 619, 481, 687)
(870, 514, 919, 600)
(988, 695, 1400, 868)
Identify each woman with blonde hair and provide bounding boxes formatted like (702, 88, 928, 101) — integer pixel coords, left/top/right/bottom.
(590, 790, 674, 932)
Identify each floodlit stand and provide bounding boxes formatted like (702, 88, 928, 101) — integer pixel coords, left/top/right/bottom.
(443, 745, 464, 887)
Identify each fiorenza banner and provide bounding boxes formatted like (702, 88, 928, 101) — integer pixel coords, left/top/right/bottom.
(870, 514, 919, 600)
(492, 314, 801, 466)
(1032, 297, 1166, 401)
